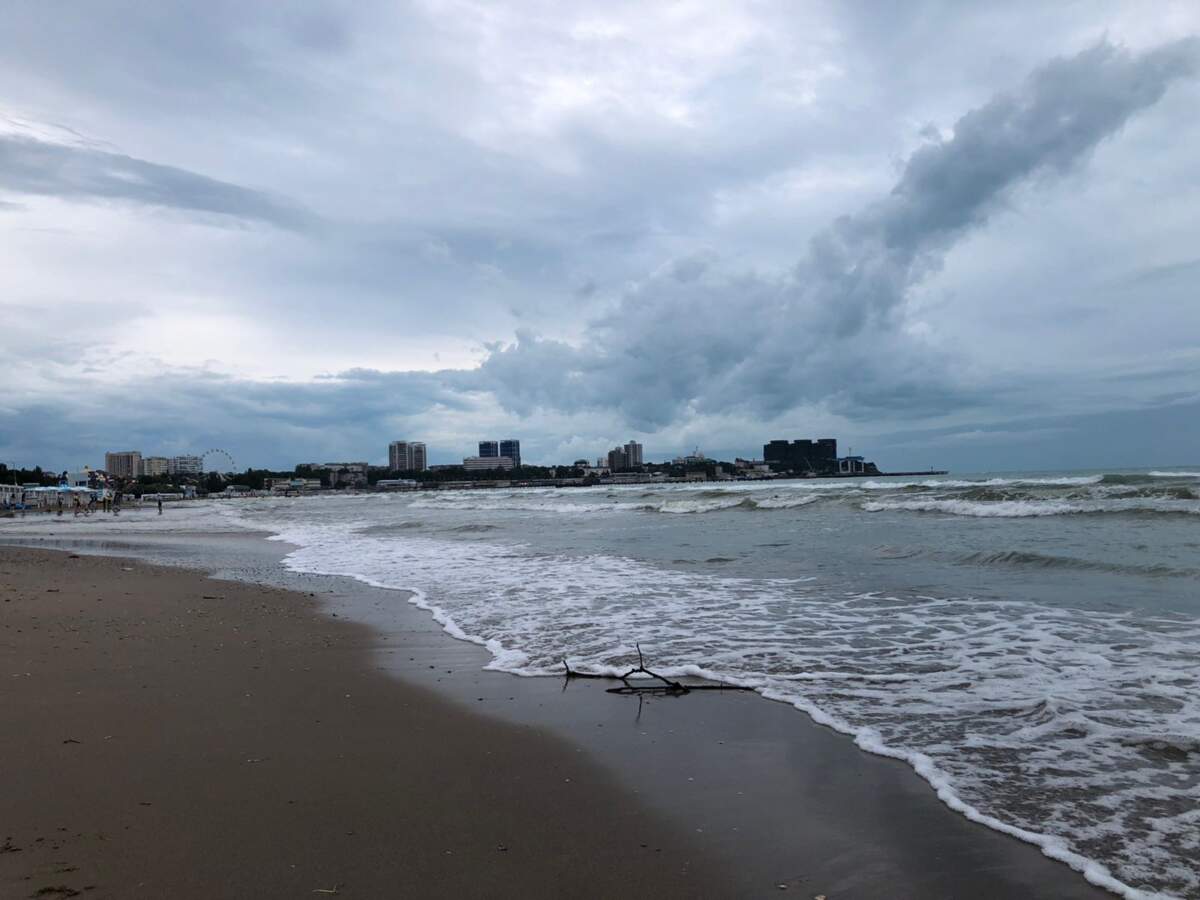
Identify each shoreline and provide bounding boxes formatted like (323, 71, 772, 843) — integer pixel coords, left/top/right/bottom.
(1, 547, 733, 898)
(0, 532, 1117, 898)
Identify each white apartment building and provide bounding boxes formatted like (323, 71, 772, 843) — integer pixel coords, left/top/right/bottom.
(142, 456, 170, 478)
(462, 455, 515, 471)
(388, 441, 428, 471)
(168, 455, 202, 476)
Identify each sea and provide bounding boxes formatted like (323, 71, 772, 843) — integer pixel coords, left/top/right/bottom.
(4, 467, 1198, 898)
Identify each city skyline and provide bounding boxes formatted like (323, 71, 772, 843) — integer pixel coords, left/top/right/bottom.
(2, 6, 1199, 474)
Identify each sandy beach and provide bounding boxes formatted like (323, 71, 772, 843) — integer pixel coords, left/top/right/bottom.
(0, 541, 1116, 899)
(0, 548, 731, 898)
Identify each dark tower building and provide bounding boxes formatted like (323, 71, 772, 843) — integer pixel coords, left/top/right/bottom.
(764, 440, 791, 465)
(764, 437, 839, 473)
(499, 439, 521, 468)
(479, 441, 499, 458)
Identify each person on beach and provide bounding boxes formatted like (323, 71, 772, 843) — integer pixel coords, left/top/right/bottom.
(158, 497, 163, 515)
(73, 495, 82, 517)
(56, 496, 63, 516)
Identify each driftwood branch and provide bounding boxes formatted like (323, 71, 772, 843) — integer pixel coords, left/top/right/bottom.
(561, 643, 753, 696)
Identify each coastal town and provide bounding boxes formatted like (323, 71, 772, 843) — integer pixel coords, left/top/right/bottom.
(1, 437, 939, 512)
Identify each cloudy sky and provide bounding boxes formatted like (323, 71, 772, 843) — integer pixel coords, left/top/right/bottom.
(2, 1, 1198, 472)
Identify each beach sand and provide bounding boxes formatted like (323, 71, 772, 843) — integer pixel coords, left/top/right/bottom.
(0, 548, 731, 898)
(0, 543, 1115, 899)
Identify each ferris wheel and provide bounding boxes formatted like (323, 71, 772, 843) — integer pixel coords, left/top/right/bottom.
(200, 448, 237, 474)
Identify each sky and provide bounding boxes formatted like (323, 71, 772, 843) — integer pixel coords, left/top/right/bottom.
(1, 1, 1198, 472)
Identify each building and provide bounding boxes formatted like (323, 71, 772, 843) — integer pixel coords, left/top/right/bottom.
(377, 478, 419, 490)
(462, 455, 515, 472)
(388, 441, 428, 472)
(411, 442, 427, 471)
(673, 448, 707, 466)
(763, 438, 838, 473)
(104, 450, 142, 480)
(265, 477, 322, 494)
(142, 456, 170, 478)
(322, 462, 369, 488)
(476, 438, 520, 467)
(499, 439, 521, 468)
(389, 441, 411, 471)
(607, 446, 628, 470)
(168, 455, 202, 476)
(624, 441, 643, 467)
(838, 456, 866, 475)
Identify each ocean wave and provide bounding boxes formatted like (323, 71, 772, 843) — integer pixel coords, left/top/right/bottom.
(359, 521, 426, 535)
(407, 490, 823, 515)
(1148, 471, 1200, 478)
(955, 549, 1196, 578)
(108, 492, 1200, 897)
(862, 498, 1200, 518)
(261, 521, 1200, 898)
(1099, 473, 1158, 485)
(752, 494, 822, 510)
(1119, 733, 1200, 755)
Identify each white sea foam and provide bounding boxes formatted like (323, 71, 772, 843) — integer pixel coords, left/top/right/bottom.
(1148, 471, 1200, 478)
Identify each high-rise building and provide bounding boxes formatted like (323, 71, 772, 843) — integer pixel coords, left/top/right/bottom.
(499, 439, 521, 468)
(104, 450, 142, 479)
(608, 447, 629, 470)
(764, 440, 791, 465)
(142, 456, 169, 478)
(623, 441, 643, 467)
(168, 455, 202, 476)
(388, 441, 410, 471)
(410, 442, 427, 472)
(816, 438, 838, 462)
(390, 441, 428, 471)
(479, 441, 499, 458)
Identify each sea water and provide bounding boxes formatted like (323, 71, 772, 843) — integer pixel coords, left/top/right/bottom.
(7, 468, 1198, 897)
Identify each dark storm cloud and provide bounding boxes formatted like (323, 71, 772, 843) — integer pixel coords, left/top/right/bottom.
(475, 40, 1198, 426)
(0, 134, 313, 230)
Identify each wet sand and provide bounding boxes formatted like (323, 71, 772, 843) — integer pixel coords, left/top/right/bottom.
(0, 540, 1115, 899)
(0, 548, 730, 898)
